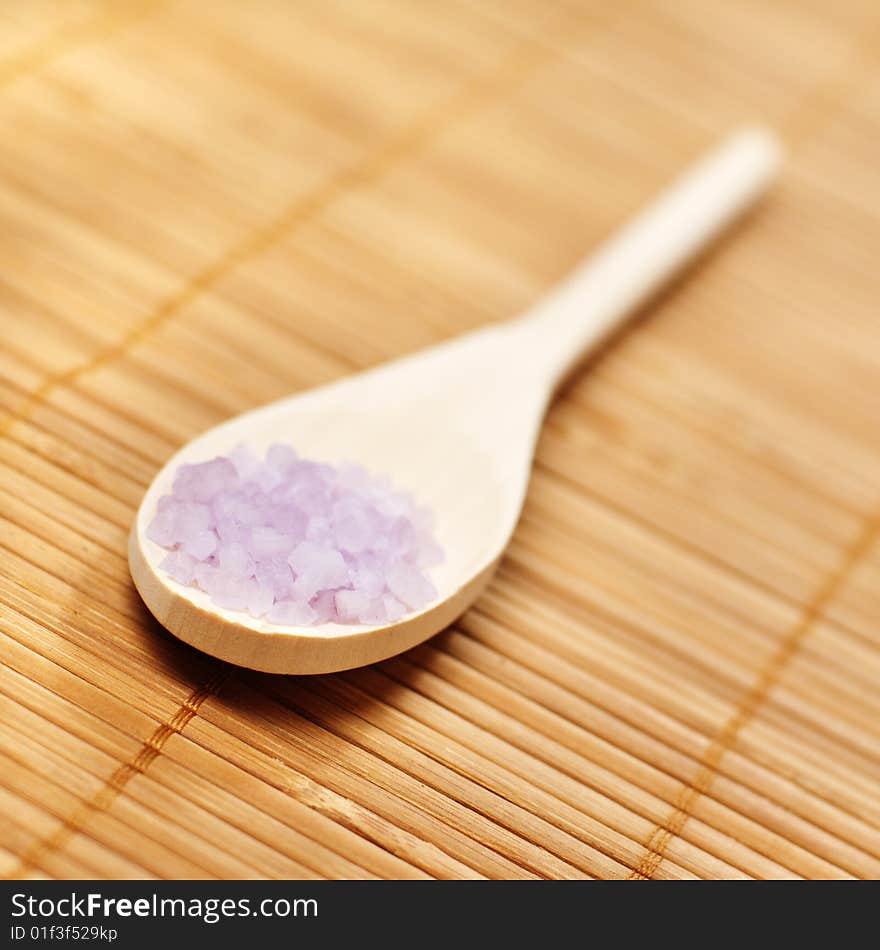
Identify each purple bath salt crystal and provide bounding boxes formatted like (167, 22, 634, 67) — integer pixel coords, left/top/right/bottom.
(332, 498, 379, 554)
(385, 560, 437, 610)
(334, 589, 373, 623)
(160, 550, 196, 585)
(246, 580, 275, 618)
(336, 462, 370, 492)
(417, 540, 446, 569)
(382, 594, 407, 622)
(266, 443, 298, 472)
(268, 600, 317, 626)
(411, 504, 435, 535)
(147, 508, 179, 547)
(210, 572, 251, 610)
(173, 458, 238, 503)
(254, 465, 283, 495)
(387, 516, 417, 558)
(310, 589, 339, 623)
(305, 515, 333, 545)
(147, 443, 443, 626)
(288, 541, 349, 593)
(228, 444, 260, 482)
(348, 551, 386, 598)
(177, 502, 211, 537)
(218, 540, 250, 575)
(249, 525, 294, 559)
(183, 528, 218, 560)
(194, 562, 219, 594)
(267, 503, 307, 539)
(255, 557, 295, 601)
(215, 514, 249, 545)
(357, 597, 389, 625)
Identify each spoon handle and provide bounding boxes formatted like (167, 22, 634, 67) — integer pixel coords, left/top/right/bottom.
(515, 127, 782, 388)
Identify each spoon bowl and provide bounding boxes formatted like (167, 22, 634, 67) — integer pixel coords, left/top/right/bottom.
(130, 128, 781, 673)
(130, 325, 546, 672)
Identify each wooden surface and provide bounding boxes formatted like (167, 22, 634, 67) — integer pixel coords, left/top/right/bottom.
(1, 0, 879, 880)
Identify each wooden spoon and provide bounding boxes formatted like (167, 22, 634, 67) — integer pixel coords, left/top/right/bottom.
(130, 127, 781, 674)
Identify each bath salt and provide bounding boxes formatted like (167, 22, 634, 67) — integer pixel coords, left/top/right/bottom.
(147, 444, 443, 626)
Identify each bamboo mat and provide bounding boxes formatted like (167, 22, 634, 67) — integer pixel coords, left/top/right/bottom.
(0, 0, 879, 881)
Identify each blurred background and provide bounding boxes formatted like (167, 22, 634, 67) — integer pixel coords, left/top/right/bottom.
(1, 0, 878, 879)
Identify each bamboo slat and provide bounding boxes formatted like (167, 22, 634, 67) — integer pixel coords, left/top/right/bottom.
(1, 0, 879, 880)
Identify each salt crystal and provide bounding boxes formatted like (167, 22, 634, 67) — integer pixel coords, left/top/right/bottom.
(148, 443, 443, 626)
(411, 505, 434, 534)
(229, 445, 260, 482)
(310, 589, 339, 623)
(173, 458, 237, 502)
(218, 541, 250, 574)
(255, 558, 295, 600)
(348, 552, 386, 598)
(210, 572, 251, 610)
(194, 562, 219, 593)
(268, 504, 307, 539)
(183, 529, 218, 560)
(268, 600, 318, 626)
(357, 597, 388, 625)
(382, 594, 407, 622)
(335, 589, 372, 622)
(249, 525, 293, 559)
(177, 503, 211, 537)
(332, 498, 378, 553)
(385, 560, 437, 610)
(160, 550, 196, 585)
(337, 463, 370, 491)
(267, 443, 298, 472)
(305, 515, 332, 544)
(215, 515, 249, 545)
(147, 509, 179, 547)
(254, 466, 282, 494)
(291, 573, 322, 603)
(246, 580, 275, 618)
(288, 541, 349, 591)
(387, 516, 417, 558)
(417, 540, 446, 569)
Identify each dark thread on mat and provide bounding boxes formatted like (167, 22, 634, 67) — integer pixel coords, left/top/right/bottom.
(627, 515, 879, 880)
(0, 0, 169, 90)
(5, 668, 229, 879)
(0, 37, 552, 444)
